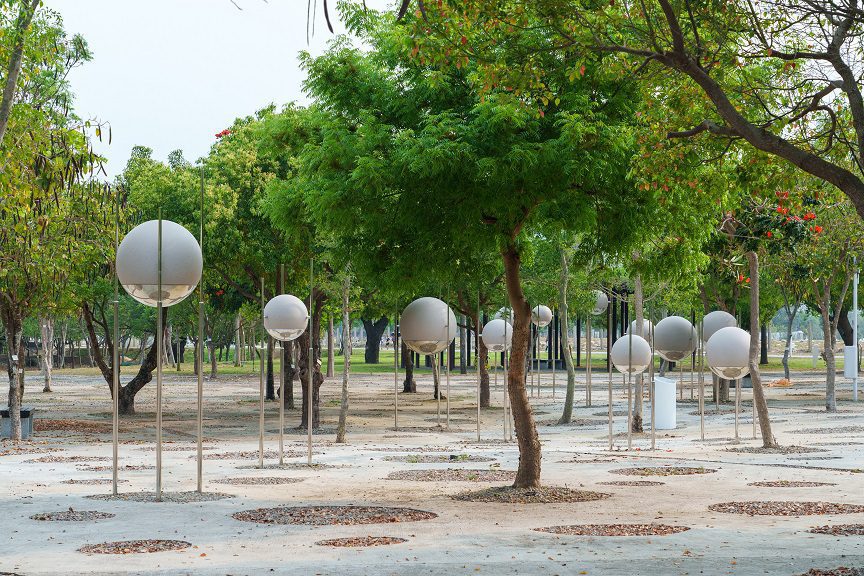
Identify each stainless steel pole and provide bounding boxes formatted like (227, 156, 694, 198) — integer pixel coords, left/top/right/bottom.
(476, 294, 481, 441)
(394, 309, 399, 430)
(854, 257, 859, 401)
(649, 307, 655, 451)
(627, 297, 632, 451)
(197, 168, 205, 492)
(259, 277, 265, 469)
(552, 307, 556, 399)
(156, 211, 163, 501)
(112, 190, 120, 495)
(445, 299, 450, 430)
(698, 319, 705, 442)
(279, 263, 285, 465)
(308, 258, 314, 465)
(608, 293, 614, 451)
(586, 315, 592, 407)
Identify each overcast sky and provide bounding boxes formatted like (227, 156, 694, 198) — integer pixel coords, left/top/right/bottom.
(47, 0, 389, 178)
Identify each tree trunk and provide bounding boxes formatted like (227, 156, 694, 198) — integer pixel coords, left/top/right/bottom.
(327, 315, 335, 378)
(209, 340, 217, 380)
(361, 316, 389, 364)
(284, 341, 295, 409)
(39, 316, 54, 393)
(165, 324, 176, 368)
(837, 307, 854, 345)
(401, 341, 416, 392)
(782, 306, 798, 380)
(821, 298, 837, 412)
(431, 356, 441, 399)
(234, 314, 241, 366)
(760, 323, 769, 365)
(474, 313, 491, 407)
(2, 305, 25, 441)
(632, 273, 644, 432)
(745, 251, 776, 447)
(299, 292, 326, 429)
(459, 316, 467, 375)
(502, 244, 541, 488)
(57, 320, 67, 369)
(558, 248, 577, 424)
(266, 336, 275, 400)
(336, 276, 351, 443)
(81, 302, 162, 416)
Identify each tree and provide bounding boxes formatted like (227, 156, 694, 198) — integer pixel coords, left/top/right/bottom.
(0, 0, 40, 148)
(294, 6, 643, 486)
(1, 10, 102, 439)
(409, 1, 864, 221)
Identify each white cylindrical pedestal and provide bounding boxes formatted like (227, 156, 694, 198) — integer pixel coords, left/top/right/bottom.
(653, 376, 677, 430)
(844, 346, 857, 379)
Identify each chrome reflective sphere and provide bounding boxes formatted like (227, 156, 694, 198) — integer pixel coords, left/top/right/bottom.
(702, 310, 737, 342)
(532, 305, 553, 327)
(400, 297, 457, 354)
(116, 220, 202, 307)
(705, 326, 751, 380)
(610, 334, 652, 374)
(480, 318, 513, 352)
(263, 294, 308, 342)
(592, 290, 609, 315)
(654, 316, 697, 362)
(627, 319, 653, 339)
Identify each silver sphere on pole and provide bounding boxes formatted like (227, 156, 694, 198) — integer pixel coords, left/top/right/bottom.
(702, 310, 737, 342)
(610, 334, 652, 374)
(705, 326, 751, 379)
(531, 304, 553, 327)
(400, 297, 457, 354)
(117, 220, 203, 307)
(627, 319, 653, 339)
(592, 290, 609, 315)
(264, 294, 309, 342)
(481, 319, 513, 352)
(654, 316, 697, 362)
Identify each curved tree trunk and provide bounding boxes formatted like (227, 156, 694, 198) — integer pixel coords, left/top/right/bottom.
(502, 244, 541, 488)
(746, 251, 777, 447)
(361, 316, 388, 364)
(558, 248, 577, 424)
(401, 341, 416, 392)
(39, 316, 54, 393)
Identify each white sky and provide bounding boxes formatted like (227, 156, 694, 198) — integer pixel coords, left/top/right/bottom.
(46, 0, 390, 178)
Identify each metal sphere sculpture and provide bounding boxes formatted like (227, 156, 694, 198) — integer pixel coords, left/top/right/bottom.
(480, 319, 513, 352)
(263, 295, 309, 341)
(592, 290, 609, 315)
(400, 297, 457, 354)
(610, 334, 653, 374)
(654, 316, 697, 362)
(116, 220, 202, 307)
(705, 326, 751, 379)
(532, 305, 553, 327)
(627, 319, 653, 339)
(702, 310, 737, 342)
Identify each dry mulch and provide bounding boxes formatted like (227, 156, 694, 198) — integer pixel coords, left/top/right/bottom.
(194, 450, 303, 460)
(232, 505, 438, 526)
(386, 469, 515, 482)
(212, 476, 305, 485)
(235, 462, 343, 470)
(138, 444, 215, 452)
(539, 419, 605, 427)
(558, 458, 616, 464)
(808, 524, 864, 536)
(315, 536, 408, 547)
(797, 569, 863, 576)
(598, 480, 666, 486)
(35, 419, 112, 433)
(62, 478, 129, 485)
(534, 523, 689, 536)
(76, 464, 155, 471)
(789, 456, 843, 461)
(78, 540, 191, 554)
(25, 455, 108, 463)
(725, 445, 824, 455)
(383, 454, 495, 463)
(814, 442, 864, 447)
(30, 510, 115, 521)
(593, 411, 629, 417)
(748, 481, 837, 488)
(368, 446, 456, 453)
(609, 466, 717, 477)
(452, 486, 610, 504)
(88, 491, 233, 503)
(791, 426, 864, 435)
(0, 446, 63, 457)
(708, 501, 864, 516)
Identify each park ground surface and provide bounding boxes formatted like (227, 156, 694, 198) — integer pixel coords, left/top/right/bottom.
(1, 365, 863, 576)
